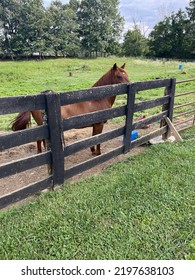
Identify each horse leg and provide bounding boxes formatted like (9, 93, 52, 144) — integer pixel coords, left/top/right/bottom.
(90, 123, 104, 156)
(37, 139, 46, 153)
(31, 110, 44, 153)
(90, 130, 96, 155)
(37, 140, 42, 153)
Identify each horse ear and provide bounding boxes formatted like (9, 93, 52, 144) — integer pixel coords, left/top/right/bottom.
(121, 63, 126, 69)
(113, 63, 117, 70)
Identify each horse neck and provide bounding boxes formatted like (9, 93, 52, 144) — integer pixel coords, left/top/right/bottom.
(92, 69, 116, 106)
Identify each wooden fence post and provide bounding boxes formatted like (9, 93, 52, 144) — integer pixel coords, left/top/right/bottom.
(44, 90, 64, 188)
(123, 83, 136, 153)
(161, 78, 176, 139)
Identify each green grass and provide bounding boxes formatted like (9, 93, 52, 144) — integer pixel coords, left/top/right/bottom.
(0, 128, 194, 260)
(0, 57, 194, 130)
(0, 57, 194, 96)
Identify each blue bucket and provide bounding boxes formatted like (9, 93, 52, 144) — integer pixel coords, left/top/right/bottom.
(122, 130, 138, 143)
(179, 64, 183, 70)
(131, 130, 139, 141)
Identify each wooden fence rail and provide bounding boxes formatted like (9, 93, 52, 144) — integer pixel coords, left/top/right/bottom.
(173, 78, 195, 131)
(0, 78, 176, 209)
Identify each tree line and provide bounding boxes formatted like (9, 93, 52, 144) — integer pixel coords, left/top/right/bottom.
(148, 0, 195, 59)
(0, 0, 194, 60)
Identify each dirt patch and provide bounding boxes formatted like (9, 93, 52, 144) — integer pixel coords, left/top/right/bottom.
(0, 122, 147, 199)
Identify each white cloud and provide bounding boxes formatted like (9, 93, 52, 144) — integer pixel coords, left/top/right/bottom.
(120, 0, 189, 31)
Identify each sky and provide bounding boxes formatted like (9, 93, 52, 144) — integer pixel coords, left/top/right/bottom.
(44, 0, 190, 35)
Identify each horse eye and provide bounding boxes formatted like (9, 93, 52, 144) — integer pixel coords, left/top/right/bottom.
(117, 75, 122, 79)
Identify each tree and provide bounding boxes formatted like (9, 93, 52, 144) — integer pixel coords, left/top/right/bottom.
(170, 10, 188, 58)
(18, 0, 47, 57)
(69, 0, 80, 11)
(149, 0, 195, 59)
(0, 0, 47, 58)
(122, 27, 149, 57)
(0, 0, 124, 58)
(149, 10, 188, 58)
(77, 0, 124, 56)
(0, 18, 4, 56)
(46, 0, 80, 57)
(186, 0, 195, 20)
(185, 0, 195, 58)
(0, 0, 21, 59)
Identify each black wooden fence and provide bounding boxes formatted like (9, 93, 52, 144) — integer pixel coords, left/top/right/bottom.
(173, 78, 195, 131)
(0, 78, 176, 209)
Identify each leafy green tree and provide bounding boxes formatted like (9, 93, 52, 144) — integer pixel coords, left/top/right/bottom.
(149, 1, 195, 59)
(185, 0, 195, 58)
(0, 0, 21, 58)
(170, 10, 188, 58)
(69, 0, 80, 11)
(0, 26, 4, 56)
(186, 0, 195, 20)
(46, 0, 80, 57)
(149, 10, 188, 58)
(18, 0, 47, 57)
(78, 0, 124, 56)
(0, 0, 46, 58)
(149, 17, 173, 58)
(122, 28, 149, 57)
(102, 0, 124, 55)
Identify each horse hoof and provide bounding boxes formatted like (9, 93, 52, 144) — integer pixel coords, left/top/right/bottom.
(91, 151, 101, 156)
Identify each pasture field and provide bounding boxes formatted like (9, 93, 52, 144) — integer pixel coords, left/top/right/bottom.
(0, 57, 195, 130)
(0, 127, 194, 260)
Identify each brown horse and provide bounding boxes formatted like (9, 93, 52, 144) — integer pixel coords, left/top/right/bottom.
(11, 63, 130, 155)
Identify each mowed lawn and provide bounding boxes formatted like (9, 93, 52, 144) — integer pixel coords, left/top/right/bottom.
(0, 57, 194, 259)
(0, 127, 194, 260)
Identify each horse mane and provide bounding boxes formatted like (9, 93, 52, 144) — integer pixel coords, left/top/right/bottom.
(92, 68, 114, 87)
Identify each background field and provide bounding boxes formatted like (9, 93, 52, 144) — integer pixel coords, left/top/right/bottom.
(0, 57, 195, 130)
(0, 57, 194, 260)
(1, 57, 195, 96)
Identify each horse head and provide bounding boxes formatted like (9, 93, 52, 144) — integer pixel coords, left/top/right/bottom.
(112, 63, 130, 84)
